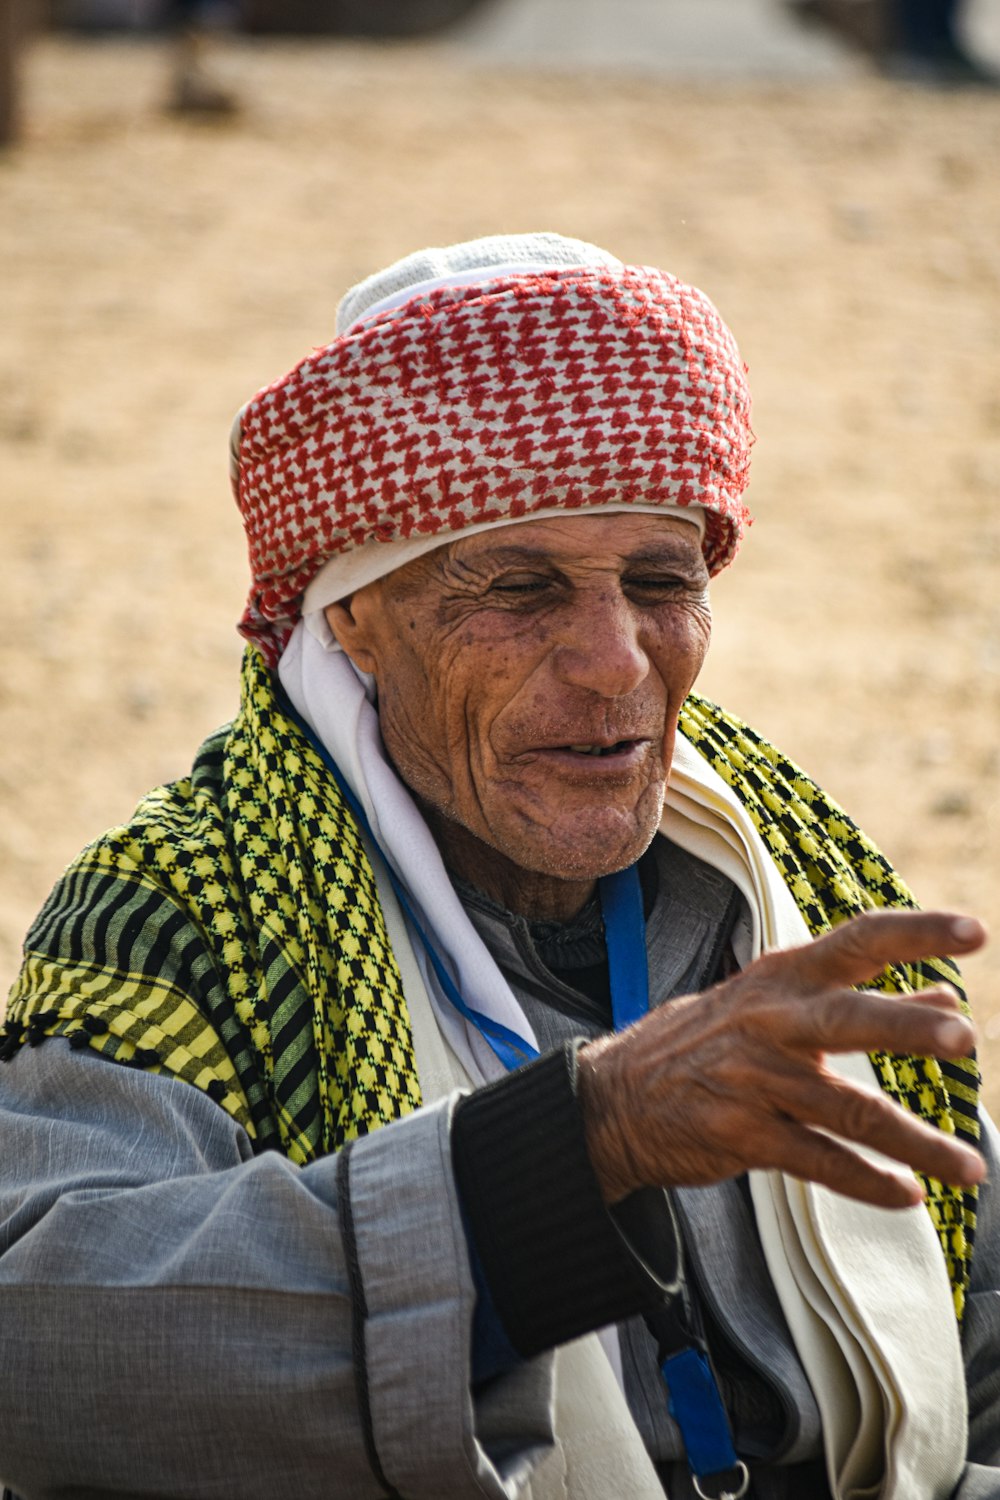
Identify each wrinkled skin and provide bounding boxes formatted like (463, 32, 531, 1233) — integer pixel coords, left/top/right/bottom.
(580, 908, 986, 1206)
(327, 512, 986, 1206)
(327, 512, 711, 922)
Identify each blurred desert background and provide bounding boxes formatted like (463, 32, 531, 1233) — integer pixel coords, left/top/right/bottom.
(2, 0, 1000, 1109)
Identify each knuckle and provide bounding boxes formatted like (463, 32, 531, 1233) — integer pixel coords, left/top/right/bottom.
(808, 990, 849, 1046)
(751, 947, 797, 984)
(835, 1086, 884, 1144)
(833, 909, 885, 955)
(752, 1125, 795, 1175)
(723, 962, 788, 1021)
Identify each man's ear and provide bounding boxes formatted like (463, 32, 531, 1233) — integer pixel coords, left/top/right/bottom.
(325, 598, 379, 677)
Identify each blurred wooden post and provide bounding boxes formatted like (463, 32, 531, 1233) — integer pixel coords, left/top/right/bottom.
(791, 0, 891, 58)
(0, 0, 22, 146)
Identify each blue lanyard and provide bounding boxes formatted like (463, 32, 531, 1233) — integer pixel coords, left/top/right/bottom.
(282, 699, 746, 1499)
(600, 867, 746, 1500)
(600, 861, 650, 1032)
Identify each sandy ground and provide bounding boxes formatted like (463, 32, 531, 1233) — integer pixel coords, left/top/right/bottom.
(2, 31, 1000, 1110)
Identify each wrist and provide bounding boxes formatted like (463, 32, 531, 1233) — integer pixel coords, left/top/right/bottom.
(577, 1034, 642, 1204)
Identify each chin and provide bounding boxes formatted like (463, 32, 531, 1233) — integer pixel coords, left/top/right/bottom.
(505, 820, 662, 884)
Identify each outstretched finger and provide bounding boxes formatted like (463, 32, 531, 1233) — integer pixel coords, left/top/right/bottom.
(773, 1066, 985, 1189)
(786, 910, 986, 993)
(749, 1113, 982, 1209)
(775, 982, 977, 1060)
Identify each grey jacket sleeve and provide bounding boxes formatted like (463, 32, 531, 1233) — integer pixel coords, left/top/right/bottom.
(0, 1041, 555, 1500)
(955, 1111, 1000, 1498)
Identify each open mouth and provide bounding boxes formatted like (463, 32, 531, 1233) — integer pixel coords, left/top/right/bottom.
(564, 740, 640, 758)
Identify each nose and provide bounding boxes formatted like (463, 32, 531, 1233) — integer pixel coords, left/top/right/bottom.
(551, 591, 650, 698)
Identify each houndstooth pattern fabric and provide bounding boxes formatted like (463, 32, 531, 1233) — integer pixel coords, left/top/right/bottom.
(4, 648, 422, 1164)
(235, 265, 754, 665)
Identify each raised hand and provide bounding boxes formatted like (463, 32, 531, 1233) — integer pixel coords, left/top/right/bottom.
(578, 910, 987, 1207)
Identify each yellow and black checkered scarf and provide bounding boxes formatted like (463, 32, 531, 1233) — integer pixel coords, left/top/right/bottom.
(4, 648, 981, 1316)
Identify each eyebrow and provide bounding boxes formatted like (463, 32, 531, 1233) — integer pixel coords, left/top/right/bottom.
(468, 539, 702, 569)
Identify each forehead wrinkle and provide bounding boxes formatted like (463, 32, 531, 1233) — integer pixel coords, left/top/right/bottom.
(450, 539, 706, 578)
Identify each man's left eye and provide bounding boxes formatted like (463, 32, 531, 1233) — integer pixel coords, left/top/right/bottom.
(490, 577, 550, 595)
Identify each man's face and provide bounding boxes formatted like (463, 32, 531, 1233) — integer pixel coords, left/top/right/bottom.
(327, 512, 712, 905)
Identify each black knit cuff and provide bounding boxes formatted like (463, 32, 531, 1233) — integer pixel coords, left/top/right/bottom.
(451, 1041, 683, 1359)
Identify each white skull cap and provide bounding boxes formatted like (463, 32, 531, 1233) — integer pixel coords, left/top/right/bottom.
(335, 231, 624, 335)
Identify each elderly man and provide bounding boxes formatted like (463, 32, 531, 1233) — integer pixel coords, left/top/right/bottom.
(1, 233, 998, 1500)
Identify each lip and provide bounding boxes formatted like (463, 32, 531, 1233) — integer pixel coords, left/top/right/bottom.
(522, 738, 655, 774)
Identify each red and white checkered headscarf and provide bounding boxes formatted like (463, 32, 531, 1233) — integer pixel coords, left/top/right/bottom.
(232, 234, 754, 665)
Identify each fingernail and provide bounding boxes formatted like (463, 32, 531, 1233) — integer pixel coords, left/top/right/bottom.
(950, 917, 981, 942)
(957, 1154, 987, 1187)
(936, 1017, 972, 1052)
